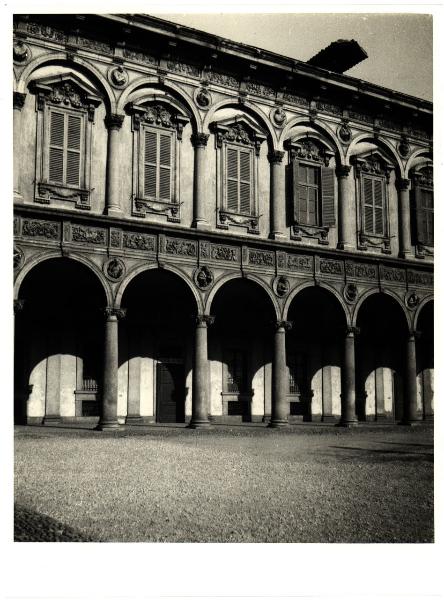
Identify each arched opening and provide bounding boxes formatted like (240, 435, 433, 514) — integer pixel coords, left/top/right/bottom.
(119, 269, 198, 423)
(417, 301, 434, 419)
(14, 258, 107, 424)
(356, 294, 408, 422)
(208, 278, 277, 422)
(286, 287, 347, 422)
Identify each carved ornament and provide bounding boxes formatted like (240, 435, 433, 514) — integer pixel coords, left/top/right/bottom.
(31, 77, 101, 122)
(13, 40, 31, 64)
(104, 307, 127, 320)
(288, 139, 333, 167)
(405, 292, 420, 310)
(22, 219, 60, 240)
(191, 133, 209, 148)
(104, 258, 125, 282)
(337, 121, 352, 144)
(287, 254, 313, 273)
(248, 249, 274, 267)
(104, 113, 125, 130)
(71, 225, 106, 245)
(209, 245, 239, 262)
(196, 315, 215, 326)
(273, 276, 290, 298)
(413, 166, 433, 187)
(165, 238, 197, 257)
(275, 320, 293, 331)
(398, 136, 411, 158)
(219, 212, 259, 234)
(36, 183, 90, 210)
(268, 150, 285, 164)
(194, 88, 212, 110)
(212, 119, 266, 157)
(270, 107, 287, 128)
(343, 283, 358, 304)
(14, 246, 24, 271)
(319, 258, 343, 276)
(123, 232, 155, 251)
(194, 266, 214, 290)
(292, 225, 329, 245)
(129, 103, 189, 140)
(108, 66, 129, 88)
(353, 155, 392, 181)
(13, 92, 26, 111)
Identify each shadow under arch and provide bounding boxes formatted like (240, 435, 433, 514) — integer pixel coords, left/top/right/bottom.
(115, 263, 203, 314)
(285, 284, 348, 422)
(203, 98, 278, 150)
(352, 288, 410, 329)
(354, 290, 410, 423)
(413, 295, 434, 331)
(117, 76, 202, 133)
(405, 148, 433, 175)
(415, 299, 434, 420)
(283, 280, 350, 324)
(279, 117, 344, 163)
(346, 133, 404, 176)
(18, 52, 115, 113)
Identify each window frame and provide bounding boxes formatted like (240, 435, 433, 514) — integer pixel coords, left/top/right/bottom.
(412, 166, 434, 254)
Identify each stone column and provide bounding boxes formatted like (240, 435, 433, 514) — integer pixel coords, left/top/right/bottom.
(189, 315, 214, 428)
(336, 165, 352, 250)
(340, 326, 359, 426)
(269, 320, 292, 428)
(398, 178, 413, 259)
(403, 330, 420, 424)
(97, 307, 126, 431)
(104, 114, 125, 217)
(13, 92, 26, 201)
(191, 133, 210, 229)
(269, 150, 286, 239)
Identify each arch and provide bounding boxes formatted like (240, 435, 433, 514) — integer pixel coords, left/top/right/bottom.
(17, 52, 115, 113)
(115, 262, 203, 313)
(205, 272, 280, 320)
(413, 296, 434, 331)
(346, 133, 404, 175)
(203, 98, 278, 149)
(116, 76, 201, 132)
(282, 280, 350, 324)
(352, 288, 410, 329)
(405, 148, 433, 175)
(279, 117, 344, 162)
(14, 251, 113, 307)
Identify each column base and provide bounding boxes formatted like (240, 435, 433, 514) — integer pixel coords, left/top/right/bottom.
(188, 418, 212, 429)
(95, 420, 120, 431)
(321, 415, 337, 423)
(125, 415, 144, 425)
(399, 251, 414, 260)
(191, 219, 211, 230)
(42, 415, 61, 425)
(268, 419, 288, 428)
(105, 207, 123, 218)
(336, 242, 354, 251)
(269, 232, 287, 241)
(337, 419, 359, 428)
(399, 419, 423, 427)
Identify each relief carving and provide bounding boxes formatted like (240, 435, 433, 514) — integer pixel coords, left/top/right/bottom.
(104, 258, 125, 281)
(287, 255, 313, 272)
(194, 266, 214, 290)
(344, 283, 358, 303)
(248, 250, 274, 267)
(319, 259, 343, 276)
(13, 40, 31, 64)
(123, 48, 157, 65)
(345, 262, 378, 280)
(71, 225, 106, 245)
(110, 231, 121, 248)
(108, 66, 129, 88)
(407, 271, 433, 287)
(14, 246, 24, 271)
(22, 219, 60, 240)
(210, 245, 238, 262)
(123, 232, 155, 251)
(270, 107, 287, 128)
(26, 21, 68, 42)
(165, 239, 197, 257)
(405, 292, 420, 310)
(194, 88, 212, 110)
(381, 266, 406, 283)
(274, 276, 290, 298)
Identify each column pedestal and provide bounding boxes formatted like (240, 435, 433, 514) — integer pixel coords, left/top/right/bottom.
(269, 321, 292, 428)
(339, 327, 359, 427)
(189, 315, 213, 428)
(96, 308, 126, 431)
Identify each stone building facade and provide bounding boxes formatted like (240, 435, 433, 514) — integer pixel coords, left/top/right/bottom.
(13, 14, 433, 428)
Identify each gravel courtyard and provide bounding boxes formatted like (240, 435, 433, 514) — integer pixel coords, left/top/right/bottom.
(14, 423, 434, 543)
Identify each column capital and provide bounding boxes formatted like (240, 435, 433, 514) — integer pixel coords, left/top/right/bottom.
(104, 307, 127, 320)
(13, 92, 26, 111)
(268, 150, 285, 164)
(196, 314, 215, 326)
(336, 164, 351, 178)
(345, 326, 360, 336)
(397, 178, 411, 191)
(408, 329, 421, 340)
(104, 113, 125, 130)
(275, 320, 292, 331)
(191, 133, 209, 148)
(14, 299, 25, 314)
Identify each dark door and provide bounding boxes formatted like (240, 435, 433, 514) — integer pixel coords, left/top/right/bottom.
(156, 362, 185, 423)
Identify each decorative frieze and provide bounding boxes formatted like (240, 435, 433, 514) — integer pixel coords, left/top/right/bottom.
(205, 70, 239, 89)
(76, 35, 112, 54)
(167, 60, 200, 78)
(248, 249, 274, 267)
(318, 258, 344, 276)
(165, 238, 197, 257)
(282, 92, 310, 107)
(245, 80, 275, 99)
(123, 47, 157, 66)
(22, 219, 60, 240)
(209, 244, 239, 262)
(407, 270, 433, 287)
(380, 265, 406, 284)
(122, 232, 155, 252)
(26, 21, 68, 43)
(110, 230, 122, 248)
(71, 225, 106, 245)
(287, 254, 313, 273)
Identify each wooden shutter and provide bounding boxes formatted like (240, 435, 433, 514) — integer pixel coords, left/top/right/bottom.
(373, 178, 384, 235)
(321, 166, 335, 226)
(292, 160, 300, 223)
(415, 187, 434, 246)
(363, 176, 374, 234)
(66, 115, 81, 187)
(144, 130, 157, 198)
(227, 147, 239, 212)
(49, 111, 65, 184)
(239, 149, 251, 214)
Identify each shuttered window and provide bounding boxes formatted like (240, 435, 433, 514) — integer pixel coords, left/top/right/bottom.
(415, 187, 434, 246)
(226, 146, 252, 215)
(143, 128, 173, 201)
(225, 350, 247, 393)
(362, 175, 386, 236)
(48, 110, 82, 187)
(291, 161, 335, 227)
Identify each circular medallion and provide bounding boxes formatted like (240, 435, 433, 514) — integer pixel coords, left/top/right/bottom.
(13, 41, 31, 65)
(398, 139, 411, 158)
(194, 88, 212, 110)
(13, 245, 24, 271)
(344, 283, 358, 304)
(194, 266, 214, 290)
(270, 107, 287, 128)
(108, 66, 129, 89)
(273, 276, 290, 298)
(405, 291, 420, 310)
(104, 258, 125, 281)
(337, 122, 352, 144)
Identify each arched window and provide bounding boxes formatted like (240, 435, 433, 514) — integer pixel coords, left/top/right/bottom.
(30, 73, 101, 210)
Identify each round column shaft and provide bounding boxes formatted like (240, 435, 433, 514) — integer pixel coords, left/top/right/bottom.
(340, 327, 358, 426)
(398, 178, 413, 259)
(191, 133, 210, 229)
(336, 165, 352, 250)
(269, 321, 291, 427)
(403, 332, 420, 424)
(105, 114, 125, 217)
(189, 315, 213, 428)
(269, 151, 286, 239)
